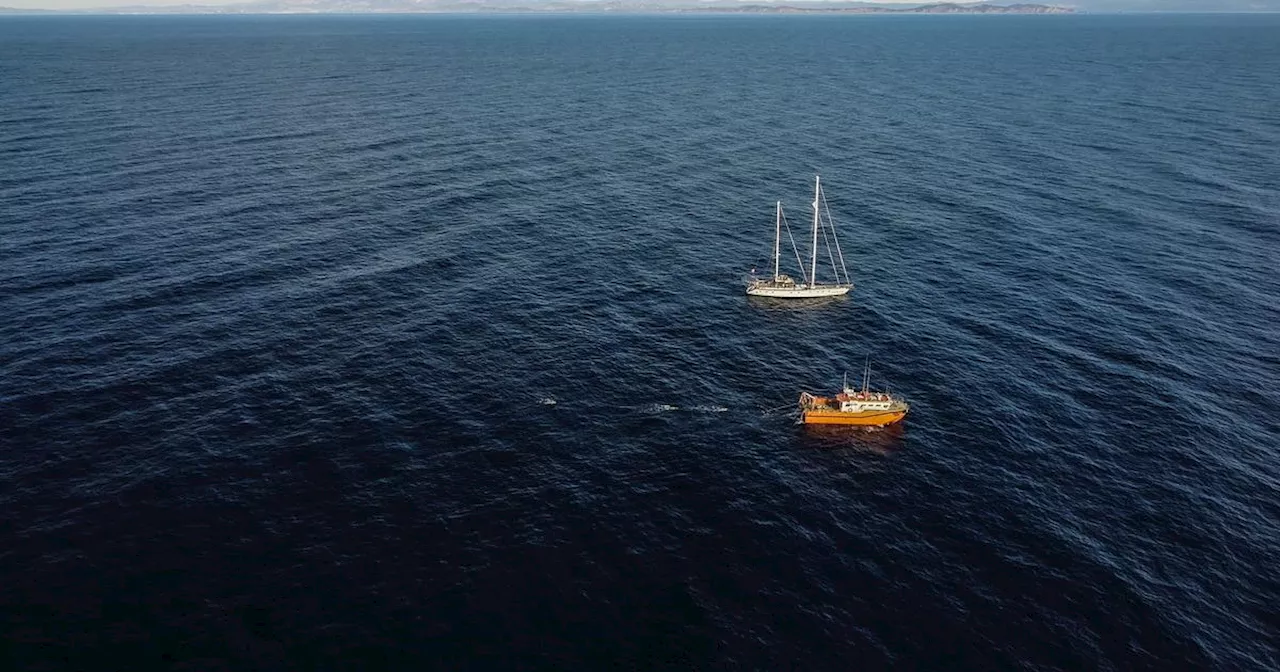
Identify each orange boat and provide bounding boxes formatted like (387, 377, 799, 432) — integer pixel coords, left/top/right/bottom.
(799, 366, 909, 427)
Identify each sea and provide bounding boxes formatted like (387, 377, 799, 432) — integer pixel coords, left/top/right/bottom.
(1, 13, 1278, 670)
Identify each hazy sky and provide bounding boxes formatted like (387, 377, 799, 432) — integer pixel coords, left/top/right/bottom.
(1, 0, 931, 9)
(0, 0, 910, 7)
(4, 0, 1006, 10)
(3, 0, 245, 8)
(1, 0, 1274, 13)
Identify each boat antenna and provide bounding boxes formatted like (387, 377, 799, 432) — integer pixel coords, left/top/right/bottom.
(862, 357, 871, 395)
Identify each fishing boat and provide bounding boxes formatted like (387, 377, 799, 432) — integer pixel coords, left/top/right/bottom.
(746, 175, 852, 298)
(798, 364, 909, 427)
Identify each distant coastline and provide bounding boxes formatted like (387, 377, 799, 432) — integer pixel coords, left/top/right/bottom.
(0, 2, 1077, 16)
(668, 3, 1076, 14)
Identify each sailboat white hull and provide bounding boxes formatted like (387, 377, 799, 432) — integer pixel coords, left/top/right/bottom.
(746, 283, 851, 298)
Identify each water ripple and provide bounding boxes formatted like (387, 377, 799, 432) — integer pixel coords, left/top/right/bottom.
(2, 13, 1278, 671)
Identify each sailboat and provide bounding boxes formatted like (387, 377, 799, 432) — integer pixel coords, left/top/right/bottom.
(746, 175, 853, 298)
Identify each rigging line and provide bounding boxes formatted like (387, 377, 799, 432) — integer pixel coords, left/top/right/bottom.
(819, 214, 839, 285)
(821, 189, 851, 286)
(780, 207, 808, 284)
(761, 402, 799, 416)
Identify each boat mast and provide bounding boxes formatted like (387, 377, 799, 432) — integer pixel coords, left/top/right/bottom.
(810, 175, 821, 288)
(773, 201, 782, 281)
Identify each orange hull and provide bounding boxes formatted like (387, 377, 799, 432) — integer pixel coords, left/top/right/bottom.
(802, 409, 908, 427)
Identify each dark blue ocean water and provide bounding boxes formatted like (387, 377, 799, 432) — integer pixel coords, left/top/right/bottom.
(2, 13, 1278, 670)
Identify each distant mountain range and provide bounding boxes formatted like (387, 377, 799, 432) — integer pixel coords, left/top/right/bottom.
(4, 0, 1280, 13)
(1074, 0, 1280, 9)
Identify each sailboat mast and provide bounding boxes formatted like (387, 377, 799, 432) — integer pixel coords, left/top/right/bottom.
(773, 201, 782, 281)
(810, 175, 821, 288)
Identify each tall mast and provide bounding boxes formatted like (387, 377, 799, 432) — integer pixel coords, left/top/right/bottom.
(773, 201, 782, 281)
(810, 175, 821, 288)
